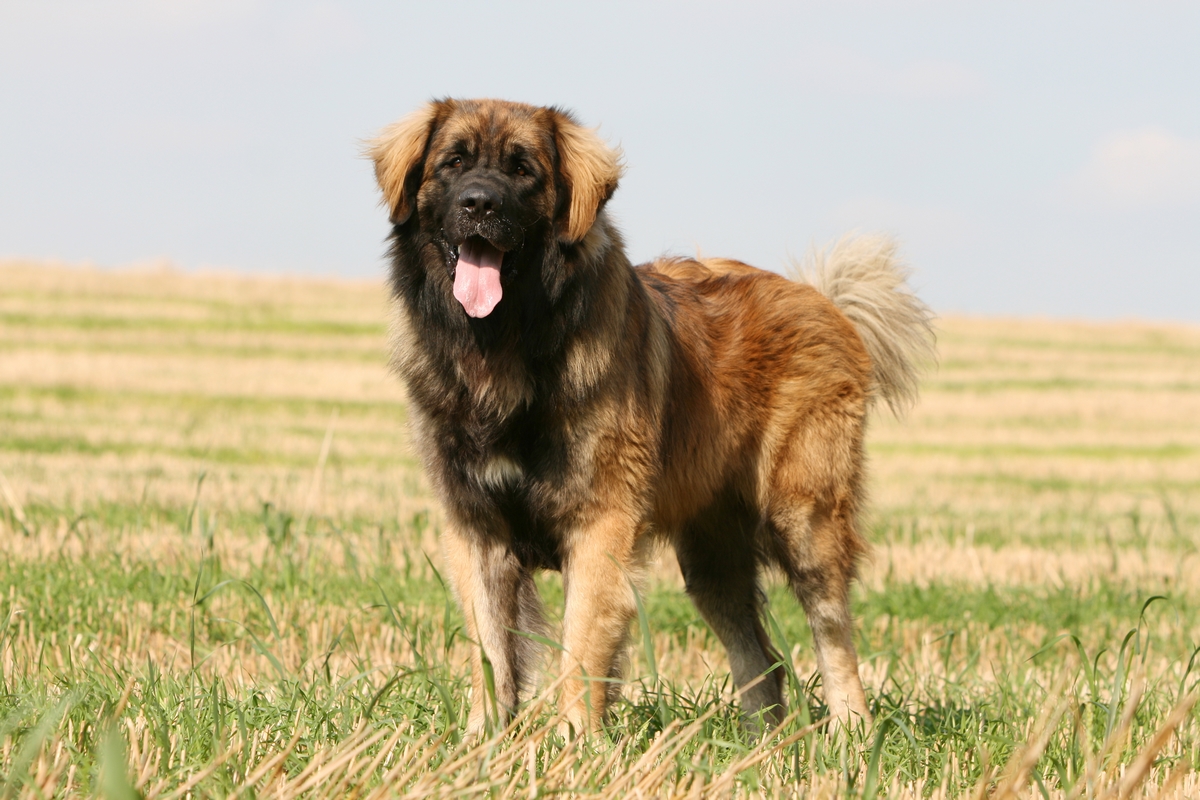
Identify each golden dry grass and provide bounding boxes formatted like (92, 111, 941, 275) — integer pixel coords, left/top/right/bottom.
(1, 259, 1198, 797)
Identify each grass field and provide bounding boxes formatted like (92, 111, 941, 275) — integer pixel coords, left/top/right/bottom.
(2, 259, 1199, 798)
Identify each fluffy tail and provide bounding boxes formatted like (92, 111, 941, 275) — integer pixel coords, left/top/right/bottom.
(795, 234, 936, 416)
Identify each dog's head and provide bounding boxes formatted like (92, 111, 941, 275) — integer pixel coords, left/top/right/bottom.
(369, 99, 623, 318)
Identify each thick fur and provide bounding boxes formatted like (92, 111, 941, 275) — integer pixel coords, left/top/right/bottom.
(793, 236, 936, 416)
(369, 99, 934, 734)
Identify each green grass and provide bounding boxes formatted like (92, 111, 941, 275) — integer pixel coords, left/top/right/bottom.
(872, 441, 1200, 461)
(926, 378, 1200, 393)
(0, 385, 406, 417)
(1, 503, 1197, 797)
(0, 310, 386, 338)
(0, 338, 390, 363)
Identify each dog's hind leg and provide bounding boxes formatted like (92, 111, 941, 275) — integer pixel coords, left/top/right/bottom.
(769, 498, 871, 726)
(442, 524, 540, 735)
(674, 498, 786, 730)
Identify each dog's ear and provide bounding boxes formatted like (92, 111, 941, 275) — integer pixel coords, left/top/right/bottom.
(552, 111, 624, 244)
(369, 101, 447, 225)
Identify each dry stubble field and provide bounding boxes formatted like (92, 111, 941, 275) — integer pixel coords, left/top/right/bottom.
(1, 260, 1199, 798)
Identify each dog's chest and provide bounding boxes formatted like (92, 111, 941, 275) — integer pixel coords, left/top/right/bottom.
(443, 404, 580, 570)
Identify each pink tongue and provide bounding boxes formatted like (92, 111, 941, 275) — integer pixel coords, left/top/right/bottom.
(453, 238, 504, 318)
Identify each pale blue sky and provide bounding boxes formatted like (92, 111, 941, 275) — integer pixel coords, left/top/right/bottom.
(2, 1, 1198, 320)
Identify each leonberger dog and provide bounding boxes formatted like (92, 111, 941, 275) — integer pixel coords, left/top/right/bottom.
(369, 98, 934, 734)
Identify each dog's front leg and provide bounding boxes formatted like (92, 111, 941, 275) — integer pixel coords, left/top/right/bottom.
(442, 523, 529, 735)
(558, 514, 641, 734)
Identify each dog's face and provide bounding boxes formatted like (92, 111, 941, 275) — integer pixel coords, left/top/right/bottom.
(425, 103, 555, 253)
(370, 99, 623, 318)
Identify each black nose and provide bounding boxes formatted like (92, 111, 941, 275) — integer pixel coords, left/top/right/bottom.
(457, 184, 502, 216)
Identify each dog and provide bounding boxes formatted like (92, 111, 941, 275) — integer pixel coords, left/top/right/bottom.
(369, 98, 934, 734)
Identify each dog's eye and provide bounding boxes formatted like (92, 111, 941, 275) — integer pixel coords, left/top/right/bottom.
(446, 156, 463, 169)
(515, 163, 529, 177)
